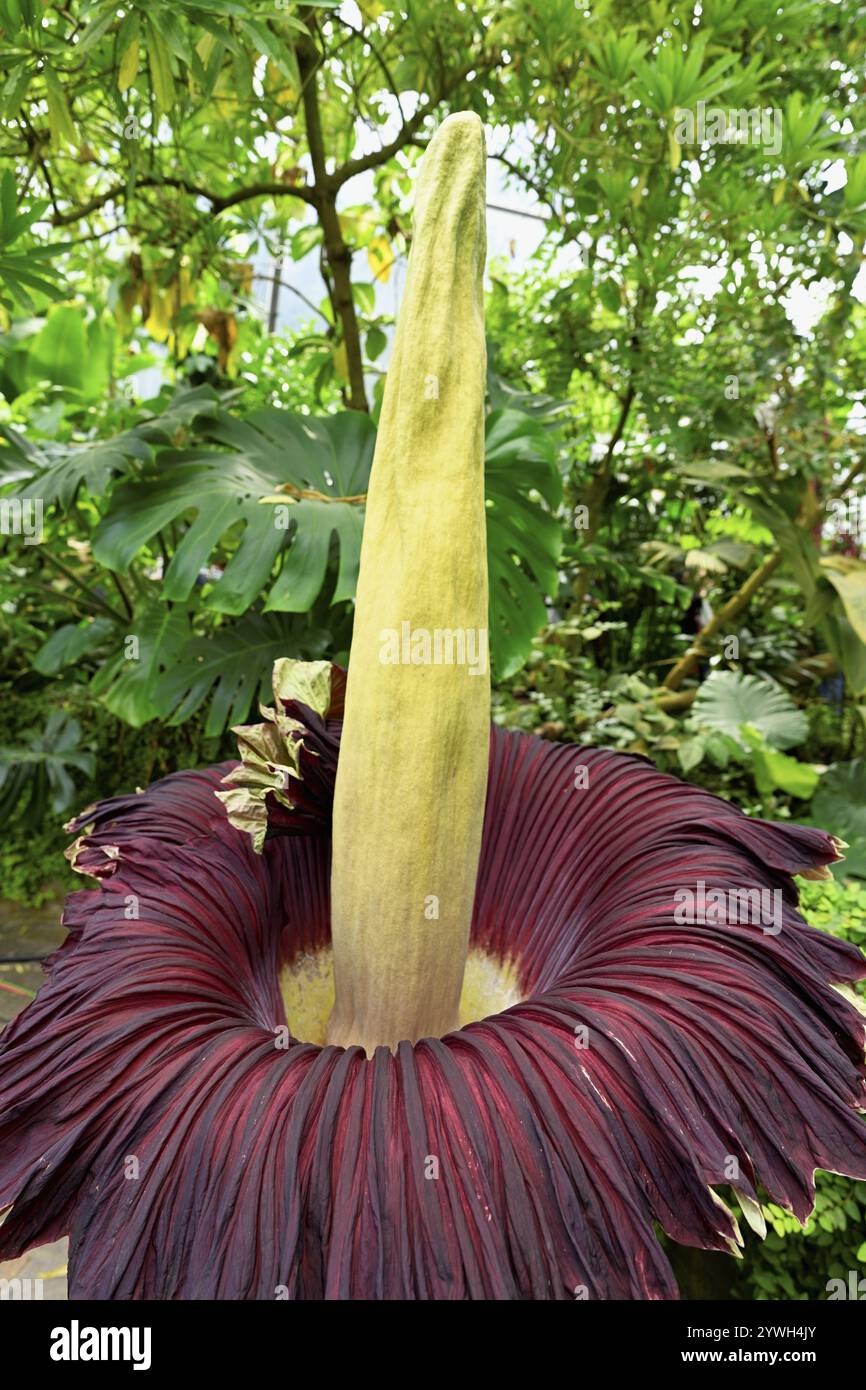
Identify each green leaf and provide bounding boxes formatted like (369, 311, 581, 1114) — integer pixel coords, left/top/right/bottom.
(290, 224, 322, 259)
(77, 5, 119, 55)
(757, 749, 819, 799)
(677, 735, 706, 773)
(0, 711, 94, 823)
(91, 603, 192, 726)
(0, 168, 17, 238)
(677, 460, 752, 484)
(43, 68, 77, 149)
(486, 369, 569, 424)
(117, 14, 141, 93)
(146, 17, 176, 113)
(1, 65, 32, 119)
(820, 557, 866, 646)
(0, 250, 67, 312)
(484, 408, 563, 678)
(704, 731, 742, 769)
(237, 15, 296, 79)
(366, 325, 387, 361)
(828, 615, 866, 697)
(693, 670, 808, 750)
(3, 427, 145, 508)
(153, 611, 313, 736)
(597, 278, 621, 313)
(27, 305, 88, 388)
(24, 306, 116, 399)
(4, 385, 221, 507)
(93, 407, 376, 616)
(33, 617, 116, 676)
(740, 729, 820, 799)
(157, 10, 193, 63)
(87, 396, 562, 681)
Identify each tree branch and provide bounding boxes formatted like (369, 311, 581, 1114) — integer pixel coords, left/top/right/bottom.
(50, 175, 315, 227)
(330, 54, 499, 192)
(490, 149, 561, 224)
(335, 13, 408, 124)
(662, 549, 784, 691)
(332, 101, 432, 190)
(253, 273, 330, 325)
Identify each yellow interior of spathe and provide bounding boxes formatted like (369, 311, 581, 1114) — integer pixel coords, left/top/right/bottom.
(280, 947, 522, 1049)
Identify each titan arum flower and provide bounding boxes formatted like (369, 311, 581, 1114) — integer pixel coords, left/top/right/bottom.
(2, 113, 866, 1302)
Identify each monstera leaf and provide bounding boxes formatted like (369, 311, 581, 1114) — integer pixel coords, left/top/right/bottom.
(1, 385, 222, 508)
(89, 402, 562, 679)
(0, 425, 148, 509)
(25, 397, 561, 733)
(486, 367, 570, 425)
(93, 408, 376, 616)
(484, 408, 563, 678)
(693, 670, 808, 749)
(153, 611, 329, 737)
(257, 410, 371, 613)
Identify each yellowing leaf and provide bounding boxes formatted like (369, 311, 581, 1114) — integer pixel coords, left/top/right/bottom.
(176, 267, 195, 307)
(667, 130, 681, 171)
(118, 38, 140, 93)
(773, 179, 787, 205)
(196, 33, 217, 65)
(213, 66, 241, 119)
(144, 285, 172, 342)
(230, 262, 253, 296)
(367, 235, 393, 283)
(264, 57, 298, 106)
(196, 308, 238, 372)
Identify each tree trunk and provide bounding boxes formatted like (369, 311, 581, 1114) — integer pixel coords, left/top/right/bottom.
(297, 22, 369, 412)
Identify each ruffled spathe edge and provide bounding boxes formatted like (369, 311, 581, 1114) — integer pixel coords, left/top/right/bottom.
(1, 681, 864, 1298)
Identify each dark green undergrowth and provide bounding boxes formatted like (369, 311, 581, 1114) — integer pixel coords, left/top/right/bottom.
(0, 682, 227, 903)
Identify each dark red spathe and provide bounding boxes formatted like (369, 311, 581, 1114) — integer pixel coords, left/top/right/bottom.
(1, 680, 864, 1298)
